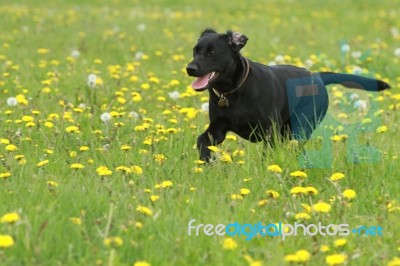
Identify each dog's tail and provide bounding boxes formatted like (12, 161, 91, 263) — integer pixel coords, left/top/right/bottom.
(318, 72, 390, 91)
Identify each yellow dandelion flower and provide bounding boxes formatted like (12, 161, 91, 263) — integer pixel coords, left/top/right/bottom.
(47, 180, 58, 188)
(284, 250, 311, 263)
(0, 138, 10, 144)
(103, 236, 123, 247)
(150, 195, 159, 202)
(79, 146, 89, 151)
(388, 257, 400, 266)
(376, 125, 388, 133)
(70, 163, 84, 169)
(96, 166, 112, 176)
(44, 121, 54, 128)
(325, 254, 347, 266)
(294, 212, 311, 220)
(0, 235, 14, 248)
(5, 144, 17, 151)
(266, 189, 280, 199)
(220, 153, 232, 163)
(65, 126, 80, 133)
(334, 238, 347, 247)
(121, 145, 132, 151)
(222, 237, 238, 250)
(301, 203, 312, 213)
(320, 245, 330, 252)
(267, 164, 282, 173)
(36, 159, 50, 167)
(240, 188, 251, 195)
(153, 154, 166, 164)
(330, 172, 345, 182)
(0, 212, 21, 224)
(0, 172, 11, 179)
(312, 202, 331, 213)
(69, 217, 82, 225)
(193, 167, 204, 173)
(116, 166, 132, 174)
(136, 205, 153, 216)
(342, 189, 356, 200)
(207, 146, 221, 152)
(290, 170, 307, 179)
(37, 48, 49, 54)
(231, 194, 243, 200)
(158, 180, 173, 188)
(131, 165, 143, 175)
(134, 261, 151, 266)
(226, 134, 237, 140)
(258, 199, 268, 206)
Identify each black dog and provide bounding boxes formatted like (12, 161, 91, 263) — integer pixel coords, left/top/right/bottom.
(186, 29, 390, 162)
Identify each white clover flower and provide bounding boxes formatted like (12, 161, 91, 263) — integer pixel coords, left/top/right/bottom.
(87, 74, 97, 88)
(100, 112, 111, 123)
(168, 91, 180, 100)
(6, 97, 18, 106)
(201, 102, 209, 112)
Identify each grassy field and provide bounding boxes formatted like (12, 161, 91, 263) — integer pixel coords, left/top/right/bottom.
(0, 0, 399, 265)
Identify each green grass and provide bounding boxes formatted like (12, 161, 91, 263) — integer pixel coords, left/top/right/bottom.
(0, 0, 399, 265)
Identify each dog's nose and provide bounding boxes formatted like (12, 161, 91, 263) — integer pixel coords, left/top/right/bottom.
(186, 64, 198, 76)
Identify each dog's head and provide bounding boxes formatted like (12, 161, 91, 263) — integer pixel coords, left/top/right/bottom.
(186, 29, 248, 91)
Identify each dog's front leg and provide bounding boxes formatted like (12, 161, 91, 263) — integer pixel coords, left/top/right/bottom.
(197, 121, 229, 162)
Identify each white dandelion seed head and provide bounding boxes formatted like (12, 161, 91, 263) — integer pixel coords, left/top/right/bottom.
(71, 49, 80, 58)
(349, 93, 360, 101)
(137, 23, 146, 31)
(78, 103, 86, 109)
(390, 27, 399, 38)
(351, 51, 362, 59)
(6, 97, 18, 107)
(305, 59, 313, 68)
(268, 61, 277, 66)
(201, 102, 209, 112)
(103, 144, 110, 151)
(100, 112, 111, 123)
(340, 44, 351, 53)
(352, 66, 363, 75)
(135, 51, 144, 60)
(168, 91, 180, 100)
(354, 100, 367, 111)
(274, 54, 284, 64)
(87, 74, 97, 88)
(394, 48, 400, 57)
(129, 111, 139, 119)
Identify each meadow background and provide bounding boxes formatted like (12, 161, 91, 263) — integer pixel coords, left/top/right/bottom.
(0, 0, 399, 265)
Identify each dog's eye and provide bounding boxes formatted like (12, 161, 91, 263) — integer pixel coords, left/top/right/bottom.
(208, 49, 216, 56)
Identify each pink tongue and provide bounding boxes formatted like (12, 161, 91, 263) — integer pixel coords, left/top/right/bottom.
(191, 73, 210, 90)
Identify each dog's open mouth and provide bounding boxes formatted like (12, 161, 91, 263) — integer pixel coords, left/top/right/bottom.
(191, 71, 219, 91)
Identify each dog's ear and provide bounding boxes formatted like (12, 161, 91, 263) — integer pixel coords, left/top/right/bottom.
(226, 30, 248, 52)
(199, 28, 217, 38)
